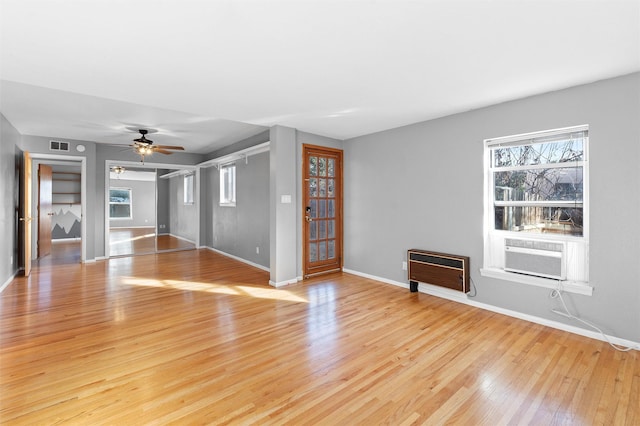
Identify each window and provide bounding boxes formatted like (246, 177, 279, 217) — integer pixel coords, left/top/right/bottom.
(220, 164, 236, 206)
(490, 128, 586, 236)
(184, 174, 194, 205)
(109, 188, 132, 219)
(482, 125, 590, 293)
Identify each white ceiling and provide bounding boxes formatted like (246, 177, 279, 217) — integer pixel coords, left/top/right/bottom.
(1, 0, 638, 154)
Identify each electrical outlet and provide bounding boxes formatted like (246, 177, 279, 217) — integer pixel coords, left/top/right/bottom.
(10, 255, 13, 265)
(256, 246, 260, 254)
(402, 261, 407, 271)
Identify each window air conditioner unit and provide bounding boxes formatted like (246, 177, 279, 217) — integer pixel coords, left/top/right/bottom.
(504, 238, 565, 280)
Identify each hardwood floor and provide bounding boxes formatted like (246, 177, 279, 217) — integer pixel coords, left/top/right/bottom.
(109, 227, 195, 256)
(35, 240, 82, 266)
(1, 250, 638, 424)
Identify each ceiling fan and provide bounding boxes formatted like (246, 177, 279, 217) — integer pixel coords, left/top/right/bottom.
(131, 129, 184, 162)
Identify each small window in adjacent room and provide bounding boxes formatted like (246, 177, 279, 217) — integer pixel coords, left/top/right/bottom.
(184, 173, 194, 205)
(109, 188, 132, 219)
(220, 164, 236, 206)
(481, 125, 591, 294)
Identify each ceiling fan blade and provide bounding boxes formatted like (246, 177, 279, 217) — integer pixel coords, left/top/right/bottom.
(154, 149, 175, 155)
(154, 145, 184, 150)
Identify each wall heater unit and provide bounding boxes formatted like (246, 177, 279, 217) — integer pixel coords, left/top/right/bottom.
(408, 249, 470, 293)
(504, 238, 565, 280)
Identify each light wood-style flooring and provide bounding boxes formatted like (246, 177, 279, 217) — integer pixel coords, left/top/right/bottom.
(1, 250, 638, 424)
(109, 227, 195, 257)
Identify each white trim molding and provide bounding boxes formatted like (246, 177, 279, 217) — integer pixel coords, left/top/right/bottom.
(480, 267, 593, 296)
(269, 278, 298, 288)
(206, 247, 270, 273)
(0, 271, 19, 293)
(198, 142, 270, 169)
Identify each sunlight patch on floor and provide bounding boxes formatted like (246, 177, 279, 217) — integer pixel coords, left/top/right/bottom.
(120, 277, 308, 303)
(110, 233, 156, 245)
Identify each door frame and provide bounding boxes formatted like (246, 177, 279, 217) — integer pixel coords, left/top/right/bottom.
(104, 159, 199, 258)
(302, 144, 344, 278)
(21, 151, 32, 276)
(29, 153, 87, 263)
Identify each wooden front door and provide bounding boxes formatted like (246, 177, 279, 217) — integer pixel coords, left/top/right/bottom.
(303, 145, 343, 278)
(21, 151, 33, 276)
(38, 164, 53, 257)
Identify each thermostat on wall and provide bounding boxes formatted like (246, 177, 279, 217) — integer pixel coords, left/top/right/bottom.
(76, 144, 86, 152)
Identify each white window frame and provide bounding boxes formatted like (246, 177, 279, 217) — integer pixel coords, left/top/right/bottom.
(480, 125, 591, 295)
(109, 187, 133, 220)
(184, 173, 194, 205)
(219, 164, 236, 207)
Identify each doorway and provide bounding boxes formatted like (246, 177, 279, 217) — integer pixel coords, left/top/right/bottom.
(29, 155, 86, 269)
(302, 144, 343, 278)
(106, 162, 198, 258)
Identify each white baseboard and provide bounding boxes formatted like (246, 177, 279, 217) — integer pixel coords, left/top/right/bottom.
(169, 233, 196, 244)
(269, 278, 299, 288)
(342, 268, 640, 351)
(206, 246, 270, 272)
(0, 270, 19, 293)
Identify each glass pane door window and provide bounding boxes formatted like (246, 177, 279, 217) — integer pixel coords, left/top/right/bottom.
(303, 146, 343, 277)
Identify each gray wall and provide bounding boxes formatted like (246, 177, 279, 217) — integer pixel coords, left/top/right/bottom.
(206, 151, 270, 267)
(0, 114, 20, 285)
(203, 130, 270, 161)
(169, 175, 198, 243)
(109, 178, 156, 228)
(157, 170, 170, 234)
(343, 72, 640, 342)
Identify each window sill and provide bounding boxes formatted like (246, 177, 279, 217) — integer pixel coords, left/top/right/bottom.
(480, 268, 593, 296)
(219, 203, 236, 207)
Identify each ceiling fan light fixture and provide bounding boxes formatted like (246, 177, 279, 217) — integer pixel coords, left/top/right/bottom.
(129, 128, 183, 162)
(112, 165, 126, 174)
(136, 145, 153, 155)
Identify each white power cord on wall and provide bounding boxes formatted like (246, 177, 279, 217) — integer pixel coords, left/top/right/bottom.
(550, 284, 640, 352)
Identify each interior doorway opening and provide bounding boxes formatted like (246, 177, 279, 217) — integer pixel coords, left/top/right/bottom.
(29, 155, 86, 268)
(105, 161, 198, 258)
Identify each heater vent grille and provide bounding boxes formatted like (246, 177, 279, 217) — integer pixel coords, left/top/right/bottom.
(408, 249, 470, 293)
(50, 140, 70, 152)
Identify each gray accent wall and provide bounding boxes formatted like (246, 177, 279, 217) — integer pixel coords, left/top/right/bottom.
(343, 72, 640, 342)
(156, 170, 170, 234)
(169, 175, 198, 243)
(205, 151, 270, 268)
(0, 114, 20, 285)
(203, 130, 270, 161)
